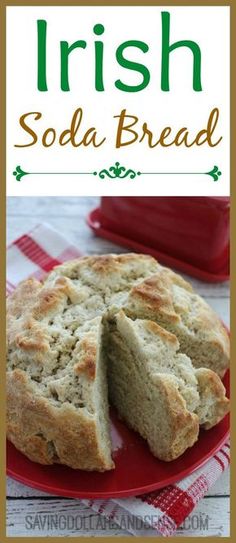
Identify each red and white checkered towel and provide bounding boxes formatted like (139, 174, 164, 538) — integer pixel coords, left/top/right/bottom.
(7, 223, 230, 537)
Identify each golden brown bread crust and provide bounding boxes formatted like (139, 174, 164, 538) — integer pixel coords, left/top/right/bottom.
(73, 336, 97, 379)
(6, 254, 229, 468)
(143, 320, 229, 432)
(7, 272, 115, 470)
(144, 319, 179, 345)
(125, 267, 230, 377)
(153, 376, 199, 461)
(195, 368, 230, 429)
(7, 369, 113, 470)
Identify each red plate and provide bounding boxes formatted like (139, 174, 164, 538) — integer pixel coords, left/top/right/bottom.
(7, 370, 230, 499)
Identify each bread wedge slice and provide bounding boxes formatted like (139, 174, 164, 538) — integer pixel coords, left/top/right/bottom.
(125, 265, 229, 377)
(107, 311, 229, 461)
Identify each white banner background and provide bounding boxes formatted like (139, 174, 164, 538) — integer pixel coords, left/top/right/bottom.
(7, 6, 230, 196)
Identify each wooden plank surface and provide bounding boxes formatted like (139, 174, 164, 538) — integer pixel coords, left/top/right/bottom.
(6, 473, 230, 538)
(6, 196, 230, 537)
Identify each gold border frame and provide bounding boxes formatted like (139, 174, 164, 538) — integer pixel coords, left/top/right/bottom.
(1, 0, 234, 540)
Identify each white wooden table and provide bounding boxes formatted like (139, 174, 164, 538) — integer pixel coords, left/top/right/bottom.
(7, 196, 230, 537)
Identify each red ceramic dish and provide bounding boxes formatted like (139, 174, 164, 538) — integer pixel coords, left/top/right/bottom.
(7, 371, 229, 499)
(87, 208, 229, 283)
(88, 197, 229, 282)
